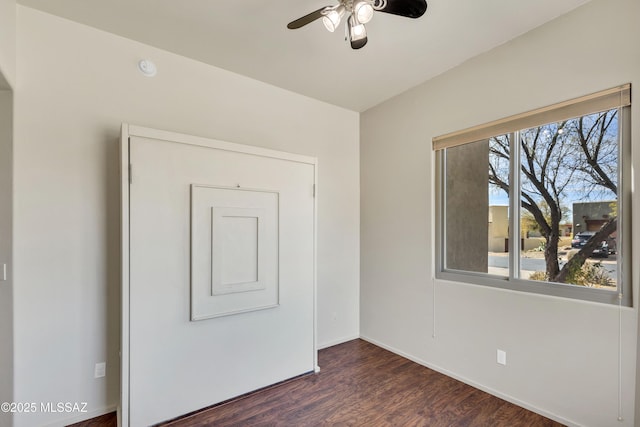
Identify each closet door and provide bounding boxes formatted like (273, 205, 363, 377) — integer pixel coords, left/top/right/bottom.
(123, 126, 316, 426)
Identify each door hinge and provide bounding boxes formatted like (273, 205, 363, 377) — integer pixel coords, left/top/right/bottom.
(313, 184, 316, 198)
(129, 164, 132, 184)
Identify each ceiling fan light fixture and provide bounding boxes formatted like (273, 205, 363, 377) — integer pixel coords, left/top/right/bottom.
(286, 0, 428, 49)
(322, 5, 346, 32)
(354, 1, 374, 24)
(348, 15, 367, 41)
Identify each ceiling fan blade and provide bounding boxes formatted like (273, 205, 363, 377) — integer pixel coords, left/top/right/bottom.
(287, 7, 329, 29)
(375, 0, 427, 18)
(350, 36, 368, 50)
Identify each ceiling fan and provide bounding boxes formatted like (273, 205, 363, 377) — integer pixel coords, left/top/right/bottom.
(287, 0, 428, 49)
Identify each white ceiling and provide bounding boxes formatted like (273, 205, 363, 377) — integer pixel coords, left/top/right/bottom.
(18, 0, 591, 111)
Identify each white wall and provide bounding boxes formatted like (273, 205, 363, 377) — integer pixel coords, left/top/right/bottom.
(0, 5, 15, 424)
(0, 0, 15, 88)
(14, 6, 359, 426)
(360, 0, 639, 426)
(0, 89, 14, 427)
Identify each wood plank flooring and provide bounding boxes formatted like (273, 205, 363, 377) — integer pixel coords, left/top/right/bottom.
(67, 412, 116, 427)
(159, 339, 562, 426)
(71, 339, 563, 426)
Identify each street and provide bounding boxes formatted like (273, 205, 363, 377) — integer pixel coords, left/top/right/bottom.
(488, 253, 618, 280)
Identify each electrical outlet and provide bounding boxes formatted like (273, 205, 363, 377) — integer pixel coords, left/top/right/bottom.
(94, 362, 106, 378)
(497, 349, 507, 366)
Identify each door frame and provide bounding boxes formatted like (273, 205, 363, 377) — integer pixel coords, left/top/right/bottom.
(119, 123, 318, 426)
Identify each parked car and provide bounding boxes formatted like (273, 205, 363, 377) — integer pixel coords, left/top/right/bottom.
(571, 231, 609, 258)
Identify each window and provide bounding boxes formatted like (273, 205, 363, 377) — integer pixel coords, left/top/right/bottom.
(434, 85, 631, 305)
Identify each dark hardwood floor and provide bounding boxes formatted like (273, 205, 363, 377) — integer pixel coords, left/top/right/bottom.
(67, 412, 116, 427)
(160, 339, 561, 426)
(72, 339, 563, 426)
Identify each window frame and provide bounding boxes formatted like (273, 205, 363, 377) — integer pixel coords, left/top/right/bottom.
(434, 87, 632, 306)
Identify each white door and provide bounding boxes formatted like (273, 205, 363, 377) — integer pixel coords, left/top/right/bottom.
(122, 125, 316, 426)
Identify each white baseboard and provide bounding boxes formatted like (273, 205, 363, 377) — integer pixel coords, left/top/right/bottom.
(42, 404, 116, 427)
(359, 335, 581, 427)
(317, 334, 360, 350)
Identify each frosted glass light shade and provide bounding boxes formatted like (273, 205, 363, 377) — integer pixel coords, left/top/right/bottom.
(322, 5, 346, 32)
(349, 16, 367, 41)
(354, 1, 374, 24)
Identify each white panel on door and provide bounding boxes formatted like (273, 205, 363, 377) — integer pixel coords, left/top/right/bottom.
(215, 209, 259, 289)
(191, 185, 279, 320)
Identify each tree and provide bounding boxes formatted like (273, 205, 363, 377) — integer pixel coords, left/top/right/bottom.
(488, 109, 618, 284)
(555, 110, 618, 283)
(521, 200, 569, 237)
